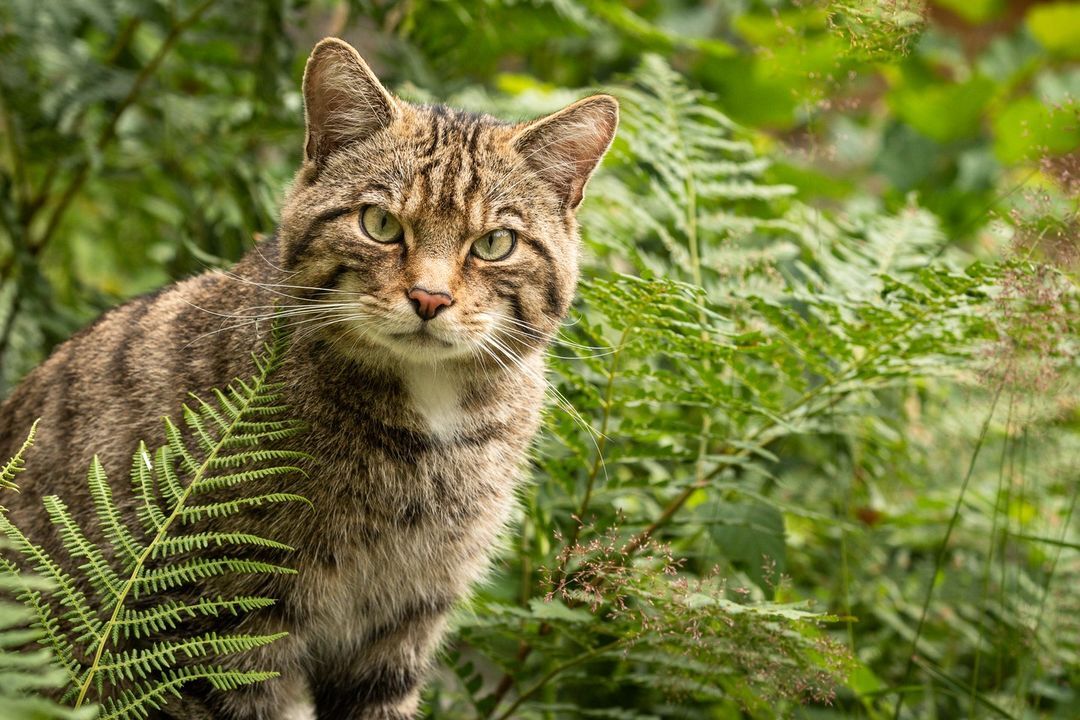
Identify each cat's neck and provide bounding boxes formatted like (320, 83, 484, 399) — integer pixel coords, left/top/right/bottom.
(286, 328, 546, 435)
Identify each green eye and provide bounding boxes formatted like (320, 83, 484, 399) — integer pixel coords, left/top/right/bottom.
(360, 205, 404, 243)
(472, 229, 516, 261)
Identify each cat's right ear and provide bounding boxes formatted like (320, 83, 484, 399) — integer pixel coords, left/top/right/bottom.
(302, 38, 397, 167)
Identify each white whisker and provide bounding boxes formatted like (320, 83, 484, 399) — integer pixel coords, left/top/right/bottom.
(181, 305, 364, 350)
(479, 333, 608, 448)
(212, 268, 368, 300)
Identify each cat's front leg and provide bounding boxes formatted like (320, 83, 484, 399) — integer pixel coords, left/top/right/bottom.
(310, 659, 424, 720)
(309, 608, 447, 720)
(313, 671, 420, 720)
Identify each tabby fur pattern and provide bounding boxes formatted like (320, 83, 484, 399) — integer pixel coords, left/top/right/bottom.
(0, 38, 617, 719)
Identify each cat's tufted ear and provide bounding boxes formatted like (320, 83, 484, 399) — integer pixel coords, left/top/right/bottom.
(302, 38, 397, 166)
(512, 95, 619, 210)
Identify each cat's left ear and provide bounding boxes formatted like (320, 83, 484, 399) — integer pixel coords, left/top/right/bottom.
(512, 95, 619, 210)
(302, 38, 398, 167)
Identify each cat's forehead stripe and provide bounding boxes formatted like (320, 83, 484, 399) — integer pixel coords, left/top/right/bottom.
(415, 104, 498, 161)
(394, 106, 510, 223)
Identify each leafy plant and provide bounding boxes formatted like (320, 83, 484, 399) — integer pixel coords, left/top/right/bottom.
(0, 422, 96, 720)
(0, 328, 309, 719)
(1, 2, 1077, 719)
(0, 0, 299, 392)
(423, 55, 1018, 720)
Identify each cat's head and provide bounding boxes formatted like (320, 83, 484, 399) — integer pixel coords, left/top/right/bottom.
(277, 38, 617, 367)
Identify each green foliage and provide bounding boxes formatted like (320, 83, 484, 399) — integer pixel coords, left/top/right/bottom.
(0, 2, 1076, 719)
(434, 55, 1039, 720)
(0, 0, 300, 391)
(0, 556, 97, 720)
(0, 427, 96, 720)
(1026, 2, 1080, 58)
(0, 418, 36, 492)
(0, 329, 308, 719)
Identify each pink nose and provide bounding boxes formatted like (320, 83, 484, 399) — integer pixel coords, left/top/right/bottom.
(407, 287, 453, 320)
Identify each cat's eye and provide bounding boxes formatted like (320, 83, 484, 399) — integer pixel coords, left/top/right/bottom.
(360, 205, 404, 243)
(471, 229, 516, 261)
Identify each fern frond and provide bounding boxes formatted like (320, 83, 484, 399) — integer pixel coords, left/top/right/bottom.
(97, 631, 288, 685)
(186, 465, 308, 495)
(152, 532, 294, 559)
(0, 515, 104, 645)
(0, 418, 38, 492)
(130, 443, 166, 535)
(1, 326, 308, 716)
(88, 457, 143, 566)
(43, 496, 123, 602)
(133, 558, 296, 597)
(114, 597, 279, 640)
(99, 667, 279, 720)
(6, 577, 85, 686)
(0, 426, 95, 720)
(178, 493, 312, 523)
(205, 448, 310, 470)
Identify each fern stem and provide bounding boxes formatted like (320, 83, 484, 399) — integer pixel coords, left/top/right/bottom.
(625, 287, 962, 554)
(565, 324, 633, 557)
(73, 333, 280, 709)
(892, 378, 1005, 720)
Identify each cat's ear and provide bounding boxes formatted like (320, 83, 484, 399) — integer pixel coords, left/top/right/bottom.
(512, 95, 619, 210)
(302, 38, 397, 166)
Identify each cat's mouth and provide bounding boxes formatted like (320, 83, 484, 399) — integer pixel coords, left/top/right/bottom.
(386, 329, 454, 349)
(345, 317, 480, 363)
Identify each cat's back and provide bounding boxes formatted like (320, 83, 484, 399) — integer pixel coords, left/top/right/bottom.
(0, 250, 273, 524)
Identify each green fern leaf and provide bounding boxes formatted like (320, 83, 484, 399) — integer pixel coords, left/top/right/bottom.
(0, 418, 37, 492)
(152, 532, 294, 559)
(99, 667, 280, 720)
(88, 457, 143, 567)
(0, 326, 309, 716)
(114, 597, 279, 640)
(133, 558, 296, 597)
(0, 428, 96, 720)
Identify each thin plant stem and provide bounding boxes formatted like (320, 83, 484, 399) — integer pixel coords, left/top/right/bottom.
(31, 0, 219, 257)
(893, 379, 1006, 720)
(491, 638, 626, 720)
(969, 393, 1014, 718)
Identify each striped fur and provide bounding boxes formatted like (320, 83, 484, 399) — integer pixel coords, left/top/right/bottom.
(0, 38, 617, 719)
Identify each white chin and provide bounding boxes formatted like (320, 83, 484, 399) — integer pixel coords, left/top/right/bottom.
(369, 330, 475, 362)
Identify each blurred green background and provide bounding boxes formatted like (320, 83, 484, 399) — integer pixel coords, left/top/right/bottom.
(0, 1, 1077, 718)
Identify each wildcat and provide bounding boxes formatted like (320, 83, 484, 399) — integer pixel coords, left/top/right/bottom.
(0, 37, 617, 719)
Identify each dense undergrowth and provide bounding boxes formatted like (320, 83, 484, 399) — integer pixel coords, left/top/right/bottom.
(1, 1, 1077, 718)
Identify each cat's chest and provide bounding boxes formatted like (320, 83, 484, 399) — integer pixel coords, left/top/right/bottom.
(297, 455, 517, 657)
(292, 364, 533, 547)
(283, 359, 539, 653)
(403, 370, 465, 441)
